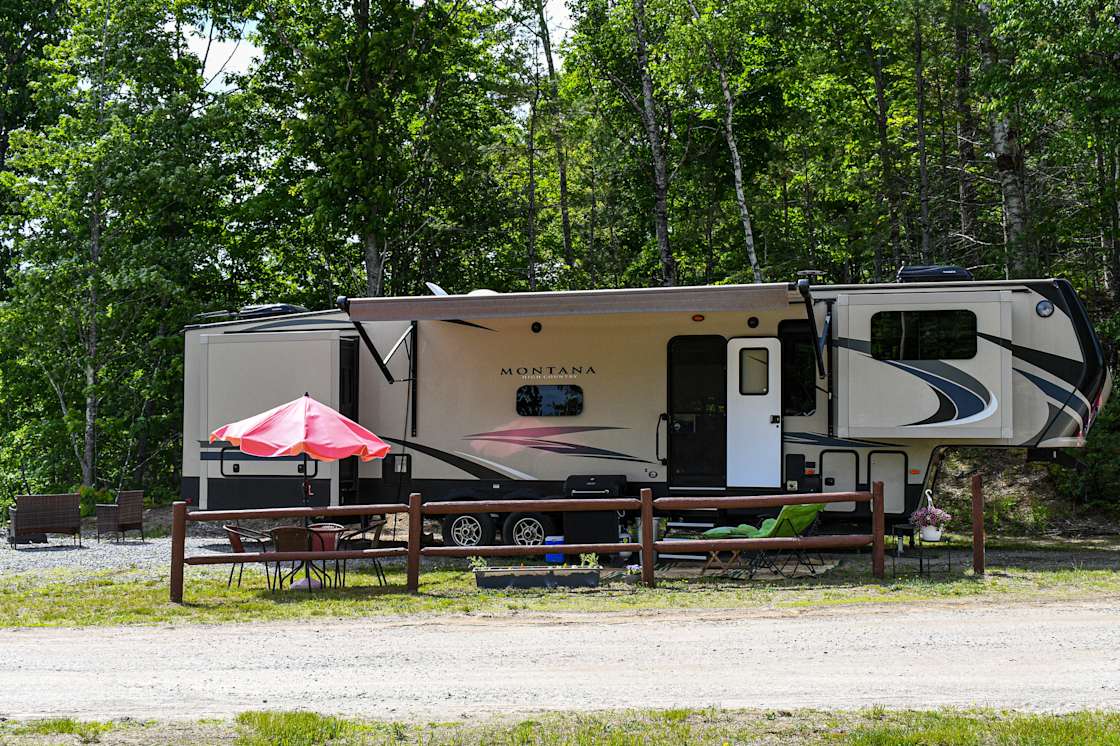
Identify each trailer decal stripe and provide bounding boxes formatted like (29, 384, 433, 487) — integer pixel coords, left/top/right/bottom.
(977, 332, 1082, 388)
(1015, 368, 1088, 425)
(379, 437, 507, 480)
(885, 361, 992, 425)
(462, 427, 650, 463)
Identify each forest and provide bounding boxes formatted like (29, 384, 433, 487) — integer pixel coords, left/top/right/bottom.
(0, 0, 1117, 503)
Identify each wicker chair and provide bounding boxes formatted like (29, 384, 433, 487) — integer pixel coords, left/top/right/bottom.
(96, 490, 145, 542)
(8, 494, 82, 548)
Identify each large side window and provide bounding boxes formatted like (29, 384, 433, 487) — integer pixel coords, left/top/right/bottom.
(871, 310, 977, 360)
(516, 385, 583, 416)
(778, 321, 818, 417)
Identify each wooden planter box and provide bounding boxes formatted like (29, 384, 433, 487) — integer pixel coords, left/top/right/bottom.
(474, 567, 600, 589)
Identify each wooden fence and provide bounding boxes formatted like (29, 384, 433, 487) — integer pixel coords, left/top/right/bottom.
(170, 483, 885, 603)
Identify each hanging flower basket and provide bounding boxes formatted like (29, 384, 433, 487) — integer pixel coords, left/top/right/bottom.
(911, 505, 952, 543)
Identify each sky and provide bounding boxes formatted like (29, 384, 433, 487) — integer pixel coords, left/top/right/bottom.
(186, 1, 574, 93)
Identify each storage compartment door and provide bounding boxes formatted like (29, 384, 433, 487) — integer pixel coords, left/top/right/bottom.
(869, 451, 907, 514)
(727, 338, 782, 487)
(821, 451, 858, 513)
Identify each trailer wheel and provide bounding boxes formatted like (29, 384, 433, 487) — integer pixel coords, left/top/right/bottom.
(502, 512, 556, 546)
(441, 513, 495, 547)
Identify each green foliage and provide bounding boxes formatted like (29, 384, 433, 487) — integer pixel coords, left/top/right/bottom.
(1057, 396, 1120, 506)
(0, 0, 1117, 504)
(75, 484, 113, 518)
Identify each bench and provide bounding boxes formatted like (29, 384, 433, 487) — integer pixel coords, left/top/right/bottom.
(8, 494, 82, 548)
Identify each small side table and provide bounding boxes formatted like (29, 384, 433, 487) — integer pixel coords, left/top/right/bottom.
(891, 533, 953, 578)
(915, 536, 953, 577)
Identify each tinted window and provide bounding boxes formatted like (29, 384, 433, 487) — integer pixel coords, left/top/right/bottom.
(738, 348, 769, 394)
(516, 385, 583, 416)
(781, 332, 818, 417)
(871, 310, 977, 360)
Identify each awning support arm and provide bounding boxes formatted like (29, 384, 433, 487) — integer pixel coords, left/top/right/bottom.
(796, 279, 827, 379)
(384, 325, 413, 365)
(350, 319, 396, 384)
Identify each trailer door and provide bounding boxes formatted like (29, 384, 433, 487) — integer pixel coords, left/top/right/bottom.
(727, 338, 782, 488)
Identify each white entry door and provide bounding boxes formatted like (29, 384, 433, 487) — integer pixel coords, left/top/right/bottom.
(727, 338, 782, 487)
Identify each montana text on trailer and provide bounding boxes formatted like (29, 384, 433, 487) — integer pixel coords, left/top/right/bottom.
(180, 272, 1110, 547)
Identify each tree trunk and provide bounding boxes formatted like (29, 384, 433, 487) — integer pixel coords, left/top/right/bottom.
(532, 0, 574, 268)
(866, 38, 903, 273)
(914, 0, 931, 261)
(953, 0, 978, 244)
(364, 230, 385, 296)
(979, 7, 1028, 276)
(685, 0, 762, 283)
(527, 76, 539, 291)
(82, 194, 103, 488)
(632, 0, 676, 286)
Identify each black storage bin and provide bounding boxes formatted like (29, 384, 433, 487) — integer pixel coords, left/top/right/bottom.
(562, 475, 626, 545)
(896, 265, 974, 283)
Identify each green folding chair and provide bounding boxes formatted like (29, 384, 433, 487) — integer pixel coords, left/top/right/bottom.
(701, 503, 826, 577)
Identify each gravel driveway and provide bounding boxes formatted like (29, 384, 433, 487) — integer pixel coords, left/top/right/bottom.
(0, 536, 222, 576)
(1, 599, 1117, 720)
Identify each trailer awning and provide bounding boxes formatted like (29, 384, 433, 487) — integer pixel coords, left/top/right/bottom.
(340, 283, 796, 322)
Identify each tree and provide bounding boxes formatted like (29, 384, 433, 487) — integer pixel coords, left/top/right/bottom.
(2, 0, 235, 490)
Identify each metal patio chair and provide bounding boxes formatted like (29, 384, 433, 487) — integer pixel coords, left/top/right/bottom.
(223, 525, 273, 590)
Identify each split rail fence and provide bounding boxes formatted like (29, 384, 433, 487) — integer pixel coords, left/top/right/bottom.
(170, 483, 887, 603)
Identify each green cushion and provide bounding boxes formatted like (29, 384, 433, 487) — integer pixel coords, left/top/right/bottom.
(702, 522, 765, 538)
(701, 505, 822, 540)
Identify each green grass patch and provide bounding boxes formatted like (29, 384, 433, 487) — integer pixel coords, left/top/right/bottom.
(13, 717, 113, 742)
(220, 708, 1120, 745)
(0, 547, 1118, 628)
(1, 538, 1118, 628)
(9, 709, 1120, 745)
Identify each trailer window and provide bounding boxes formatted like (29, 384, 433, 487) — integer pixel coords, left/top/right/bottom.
(781, 332, 817, 417)
(738, 348, 769, 394)
(516, 385, 583, 416)
(871, 310, 977, 360)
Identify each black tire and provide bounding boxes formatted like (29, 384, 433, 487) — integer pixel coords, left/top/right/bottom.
(441, 513, 496, 547)
(502, 512, 557, 546)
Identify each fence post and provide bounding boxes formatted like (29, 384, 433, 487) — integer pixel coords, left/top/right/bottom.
(170, 501, 186, 603)
(640, 488, 655, 588)
(406, 492, 422, 593)
(972, 475, 985, 576)
(871, 481, 884, 579)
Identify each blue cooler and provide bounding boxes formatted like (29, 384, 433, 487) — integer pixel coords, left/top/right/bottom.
(545, 535, 564, 563)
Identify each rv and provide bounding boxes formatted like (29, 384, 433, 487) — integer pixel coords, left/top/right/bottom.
(181, 274, 1110, 546)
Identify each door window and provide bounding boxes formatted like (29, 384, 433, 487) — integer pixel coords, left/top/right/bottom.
(738, 349, 770, 394)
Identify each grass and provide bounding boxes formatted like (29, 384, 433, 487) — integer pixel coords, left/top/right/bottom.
(11, 717, 114, 743)
(0, 540, 1118, 628)
(6, 709, 1120, 745)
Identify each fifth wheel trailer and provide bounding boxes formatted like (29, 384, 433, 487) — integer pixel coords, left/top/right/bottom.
(181, 276, 1110, 546)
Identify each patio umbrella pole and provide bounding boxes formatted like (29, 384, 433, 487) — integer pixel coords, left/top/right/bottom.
(303, 451, 311, 590)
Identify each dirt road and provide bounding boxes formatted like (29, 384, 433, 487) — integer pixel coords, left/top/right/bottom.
(2, 599, 1118, 720)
